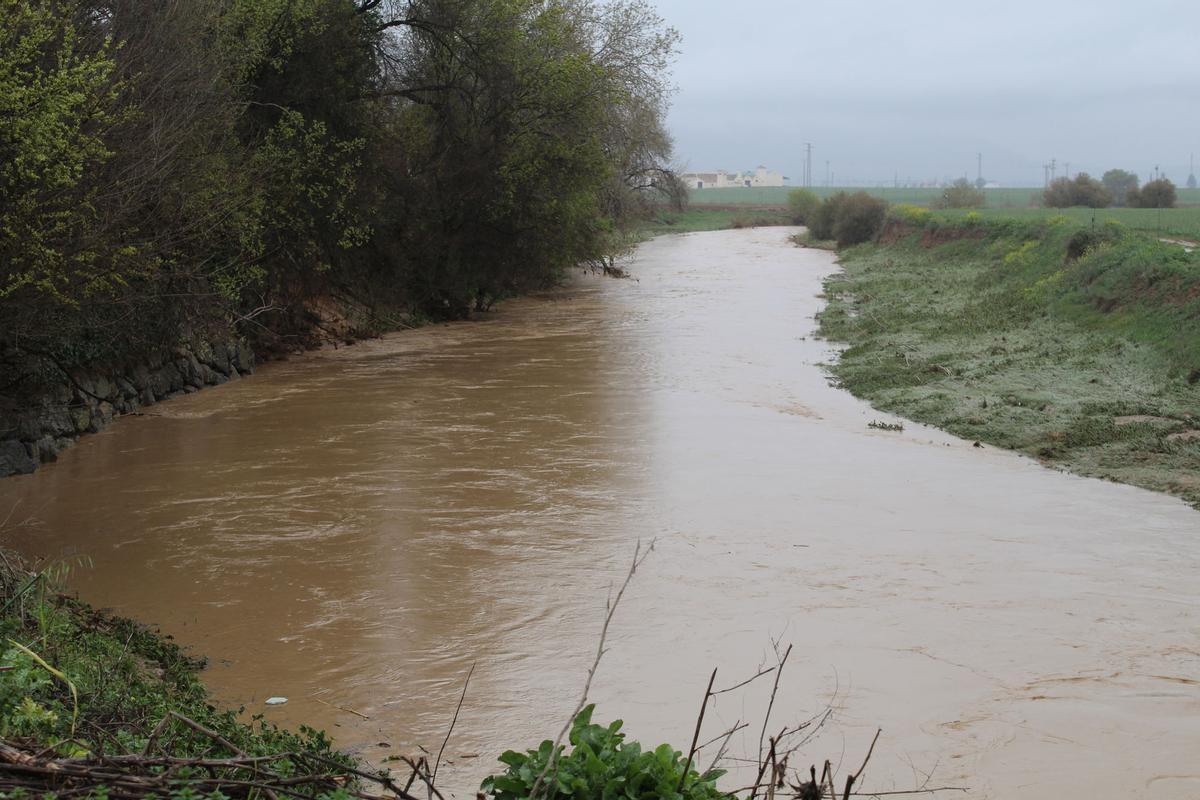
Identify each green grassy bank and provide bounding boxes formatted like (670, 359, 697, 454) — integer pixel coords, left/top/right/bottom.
(934, 206, 1200, 241)
(816, 216, 1200, 507)
(0, 556, 372, 798)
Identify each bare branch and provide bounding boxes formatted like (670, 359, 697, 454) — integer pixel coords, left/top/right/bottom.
(529, 539, 655, 800)
(431, 661, 475, 785)
(677, 667, 718, 791)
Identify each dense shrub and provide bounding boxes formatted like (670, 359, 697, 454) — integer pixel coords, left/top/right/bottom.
(482, 705, 728, 800)
(932, 178, 986, 209)
(1043, 174, 1112, 208)
(1128, 178, 1177, 209)
(786, 188, 820, 224)
(807, 192, 847, 240)
(832, 192, 889, 246)
(1065, 226, 1121, 261)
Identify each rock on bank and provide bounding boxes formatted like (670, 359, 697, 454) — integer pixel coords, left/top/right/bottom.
(0, 339, 255, 478)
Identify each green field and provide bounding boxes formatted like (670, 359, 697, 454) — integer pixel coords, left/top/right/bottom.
(690, 185, 1200, 210)
(636, 197, 1200, 243)
(689, 186, 1042, 207)
(638, 206, 792, 235)
(934, 206, 1200, 240)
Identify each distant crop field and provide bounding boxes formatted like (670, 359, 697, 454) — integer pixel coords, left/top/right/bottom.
(639, 206, 792, 235)
(689, 185, 1200, 210)
(935, 207, 1200, 240)
(688, 186, 1042, 208)
(1176, 187, 1200, 205)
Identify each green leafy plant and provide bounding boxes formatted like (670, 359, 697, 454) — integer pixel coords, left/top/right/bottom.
(482, 705, 732, 800)
(0, 644, 59, 739)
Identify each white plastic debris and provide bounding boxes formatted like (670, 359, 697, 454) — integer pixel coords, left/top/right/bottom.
(265, 696, 288, 705)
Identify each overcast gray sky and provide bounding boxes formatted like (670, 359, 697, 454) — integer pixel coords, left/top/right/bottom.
(650, 0, 1200, 186)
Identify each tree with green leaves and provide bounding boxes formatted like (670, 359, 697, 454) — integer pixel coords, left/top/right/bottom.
(1, 0, 682, 406)
(0, 0, 120, 305)
(1101, 169, 1139, 207)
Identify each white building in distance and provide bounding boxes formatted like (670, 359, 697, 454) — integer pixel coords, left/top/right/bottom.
(681, 166, 786, 189)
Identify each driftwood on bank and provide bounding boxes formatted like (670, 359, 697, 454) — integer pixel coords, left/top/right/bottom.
(0, 713, 430, 800)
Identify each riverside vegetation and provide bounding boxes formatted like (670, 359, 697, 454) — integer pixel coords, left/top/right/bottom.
(0, 0, 687, 474)
(817, 209, 1200, 507)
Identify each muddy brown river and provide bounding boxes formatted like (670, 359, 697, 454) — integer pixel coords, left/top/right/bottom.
(3, 228, 1198, 799)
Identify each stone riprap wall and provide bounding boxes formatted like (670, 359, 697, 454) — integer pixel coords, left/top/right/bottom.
(0, 340, 255, 478)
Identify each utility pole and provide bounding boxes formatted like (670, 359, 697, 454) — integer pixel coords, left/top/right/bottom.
(976, 152, 983, 188)
(1050, 158, 1057, 182)
(1064, 162, 1070, 180)
(825, 160, 830, 187)
(804, 143, 813, 188)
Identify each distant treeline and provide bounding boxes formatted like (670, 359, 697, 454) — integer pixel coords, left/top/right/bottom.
(0, 0, 683, 388)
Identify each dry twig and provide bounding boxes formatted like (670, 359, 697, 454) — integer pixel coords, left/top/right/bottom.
(528, 539, 655, 800)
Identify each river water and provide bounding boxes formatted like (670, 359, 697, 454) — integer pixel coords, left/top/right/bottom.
(2, 228, 1198, 799)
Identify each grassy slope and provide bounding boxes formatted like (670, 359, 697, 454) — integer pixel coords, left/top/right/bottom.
(934, 206, 1200, 240)
(817, 218, 1200, 507)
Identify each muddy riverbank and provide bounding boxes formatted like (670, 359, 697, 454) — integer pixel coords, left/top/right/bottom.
(3, 228, 1198, 799)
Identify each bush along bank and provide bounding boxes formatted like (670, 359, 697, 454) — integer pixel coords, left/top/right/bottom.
(816, 213, 1200, 507)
